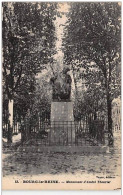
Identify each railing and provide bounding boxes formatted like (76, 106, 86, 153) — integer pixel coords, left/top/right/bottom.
(21, 119, 105, 146)
(2, 120, 20, 138)
(2, 108, 106, 146)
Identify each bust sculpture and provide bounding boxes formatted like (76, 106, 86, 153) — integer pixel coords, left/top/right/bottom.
(50, 67, 72, 101)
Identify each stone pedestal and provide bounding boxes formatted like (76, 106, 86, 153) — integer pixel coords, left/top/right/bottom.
(50, 102, 75, 145)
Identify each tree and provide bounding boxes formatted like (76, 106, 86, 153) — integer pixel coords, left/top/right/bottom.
(63, 2, 121, 145)
(2, 2, 57, 143)
(72, 60, 107, 121)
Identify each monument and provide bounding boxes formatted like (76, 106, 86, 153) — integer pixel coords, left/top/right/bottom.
(50, 67, 75, 145)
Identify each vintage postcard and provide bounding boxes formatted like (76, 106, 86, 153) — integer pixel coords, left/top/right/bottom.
(2, 2, 121, 190)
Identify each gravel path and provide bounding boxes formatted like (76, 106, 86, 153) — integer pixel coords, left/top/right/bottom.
(2, 132, 121, 177)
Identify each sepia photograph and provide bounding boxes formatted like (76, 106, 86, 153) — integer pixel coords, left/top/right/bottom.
(2, 1, 121, 190)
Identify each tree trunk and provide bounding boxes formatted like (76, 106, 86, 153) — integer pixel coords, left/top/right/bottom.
(107, 93, 114, 146)
(8, 99, 13, 143)
(106, 59, 114, 146)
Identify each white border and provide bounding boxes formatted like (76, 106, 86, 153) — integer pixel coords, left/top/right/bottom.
(0, 0, 122, 195)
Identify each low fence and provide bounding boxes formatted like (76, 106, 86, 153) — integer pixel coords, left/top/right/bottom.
(21, 119, 105, 146)
(2, 120, 20, 138)
(2, 105, 21, 137)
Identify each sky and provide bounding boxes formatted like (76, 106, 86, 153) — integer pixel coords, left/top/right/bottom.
(53, 3, 70, 72)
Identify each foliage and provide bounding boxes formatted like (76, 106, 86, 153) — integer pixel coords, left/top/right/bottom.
(63, 2, 121, 142)
(2, 2, 57, 119)
(64, 2, 121, 97)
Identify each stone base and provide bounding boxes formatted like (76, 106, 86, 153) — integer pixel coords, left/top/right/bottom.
(19, 145, 109, 154)
(50, 102, 75, 144)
